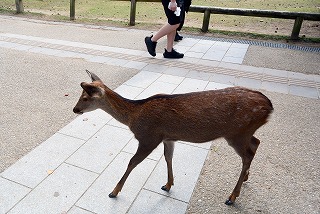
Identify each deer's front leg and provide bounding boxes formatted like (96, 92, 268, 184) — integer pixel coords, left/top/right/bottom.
(161, 140, 175, 192)
(109, 141, 159, 198)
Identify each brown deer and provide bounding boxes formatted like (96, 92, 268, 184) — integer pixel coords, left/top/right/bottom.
(73, 70, 273, 205)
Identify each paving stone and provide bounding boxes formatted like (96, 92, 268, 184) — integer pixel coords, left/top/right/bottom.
(222, 56, 244, 64)
(177, 38, 200, 47)
(212, 41, 232, 51)
(218, 61, 241, 70)
(177, 56, 201, 64)
(108, 118, 129, 130)
(135, 80, 178, 99)
(55, 50, 78, 58)
(225, 47, 248, 58)
(11, 44, 33, 51)
(1, 133, 85, 188)
(8, 164, 98, 214)
(123, 60, 148, 70)
(288, 71, 315, 81)
(181, 141, 212, 150)
(261, 81, 289, 94)
(186, 70, 213, 81)
(0, 41, 19, 48)
(288, 85, 319, 99)
(236, 64, 265, 74)
(172, 45, 190, 54)
(263, 68, 288, 78)
(68, 206, 95, 214)
(173, 78, 209, 94)
(115, 84, 145, 99)
(230, 43, 249, 49)
(58, 109, 112, 140)
(37, 47, 62, 56)
(124, 70, 161, 88)
(76, 152, 157, 214)
(189, 43, 211, 53)
(202, 50, 226, 61)
(162, 66, 190, 77)
(206, 82, 232, 90)
(0, 177, 31, 214)
(128, 189, 188, 214)
(157, 74, 185, 85)
(198, 39, 216, 46)
(210, 73, 236, 85)
(143, 63, 169, 73)
(185, 51, 204, 59)
(122, 138, 164, 161)
(313, 74, 320, 82)
(196, 59, 220, 68)
(88, 55, 112, 64)
(125, 49, 146, 56)
(106, 58, 129, 66)
(66, 125, 133, 173)
(144, 142, 209, 203)
(235, 77, 262, 89)
(27, 46, 44, 54)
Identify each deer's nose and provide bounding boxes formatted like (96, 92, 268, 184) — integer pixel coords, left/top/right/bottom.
(73, 107, 83, 114)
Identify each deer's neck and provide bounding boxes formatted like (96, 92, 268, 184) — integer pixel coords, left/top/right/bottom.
(102, 88, 136, 126)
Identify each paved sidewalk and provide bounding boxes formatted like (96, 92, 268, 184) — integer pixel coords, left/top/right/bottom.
(0, 15, 319, 214)
(1, 32, 319, 99)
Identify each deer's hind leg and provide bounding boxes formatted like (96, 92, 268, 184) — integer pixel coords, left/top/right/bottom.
(225, 136, 260, 205)
(161, 140, 175, 192)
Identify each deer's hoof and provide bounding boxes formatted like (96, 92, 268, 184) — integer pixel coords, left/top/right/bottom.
(161, 185, 170, 192)
(108, 193, 117, 198)
(225, 199, 234, 205)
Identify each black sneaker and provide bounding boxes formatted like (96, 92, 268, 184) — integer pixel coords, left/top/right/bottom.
(174, 32, 183, 41)
(145, 35, 157, 57)
(163, 49, 184, 59)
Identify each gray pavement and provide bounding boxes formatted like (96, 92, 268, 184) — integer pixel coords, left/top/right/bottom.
(0, 15, 319, 214)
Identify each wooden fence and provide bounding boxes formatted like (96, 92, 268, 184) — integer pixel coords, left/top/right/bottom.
(188, 5, 320, 39)
(103, 0, 320, 40)
(15, 0, 24, 13)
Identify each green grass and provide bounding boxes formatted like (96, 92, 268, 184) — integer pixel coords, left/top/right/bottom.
(1, 0, 319, 40)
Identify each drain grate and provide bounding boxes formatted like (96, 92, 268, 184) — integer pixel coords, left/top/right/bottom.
(185, 35, 320, 53)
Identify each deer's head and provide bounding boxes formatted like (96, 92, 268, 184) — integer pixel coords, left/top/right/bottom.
(73, 70, 105, 114)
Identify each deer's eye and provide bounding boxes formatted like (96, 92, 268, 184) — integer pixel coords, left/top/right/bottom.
(83, 97, 88, 102)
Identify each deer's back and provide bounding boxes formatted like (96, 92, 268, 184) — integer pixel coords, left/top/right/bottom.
(129, 87, 273, 143)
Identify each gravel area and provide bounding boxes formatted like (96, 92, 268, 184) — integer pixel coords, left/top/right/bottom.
(243, 46, 320, 75)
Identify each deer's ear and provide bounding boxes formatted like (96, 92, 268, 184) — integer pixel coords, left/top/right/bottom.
(80, 82, 104, 97)
(86, 69, 101, 82)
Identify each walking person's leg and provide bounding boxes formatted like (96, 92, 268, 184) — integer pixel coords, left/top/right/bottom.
(145, 0, 184, 58)
(175, 0, 185, 41)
